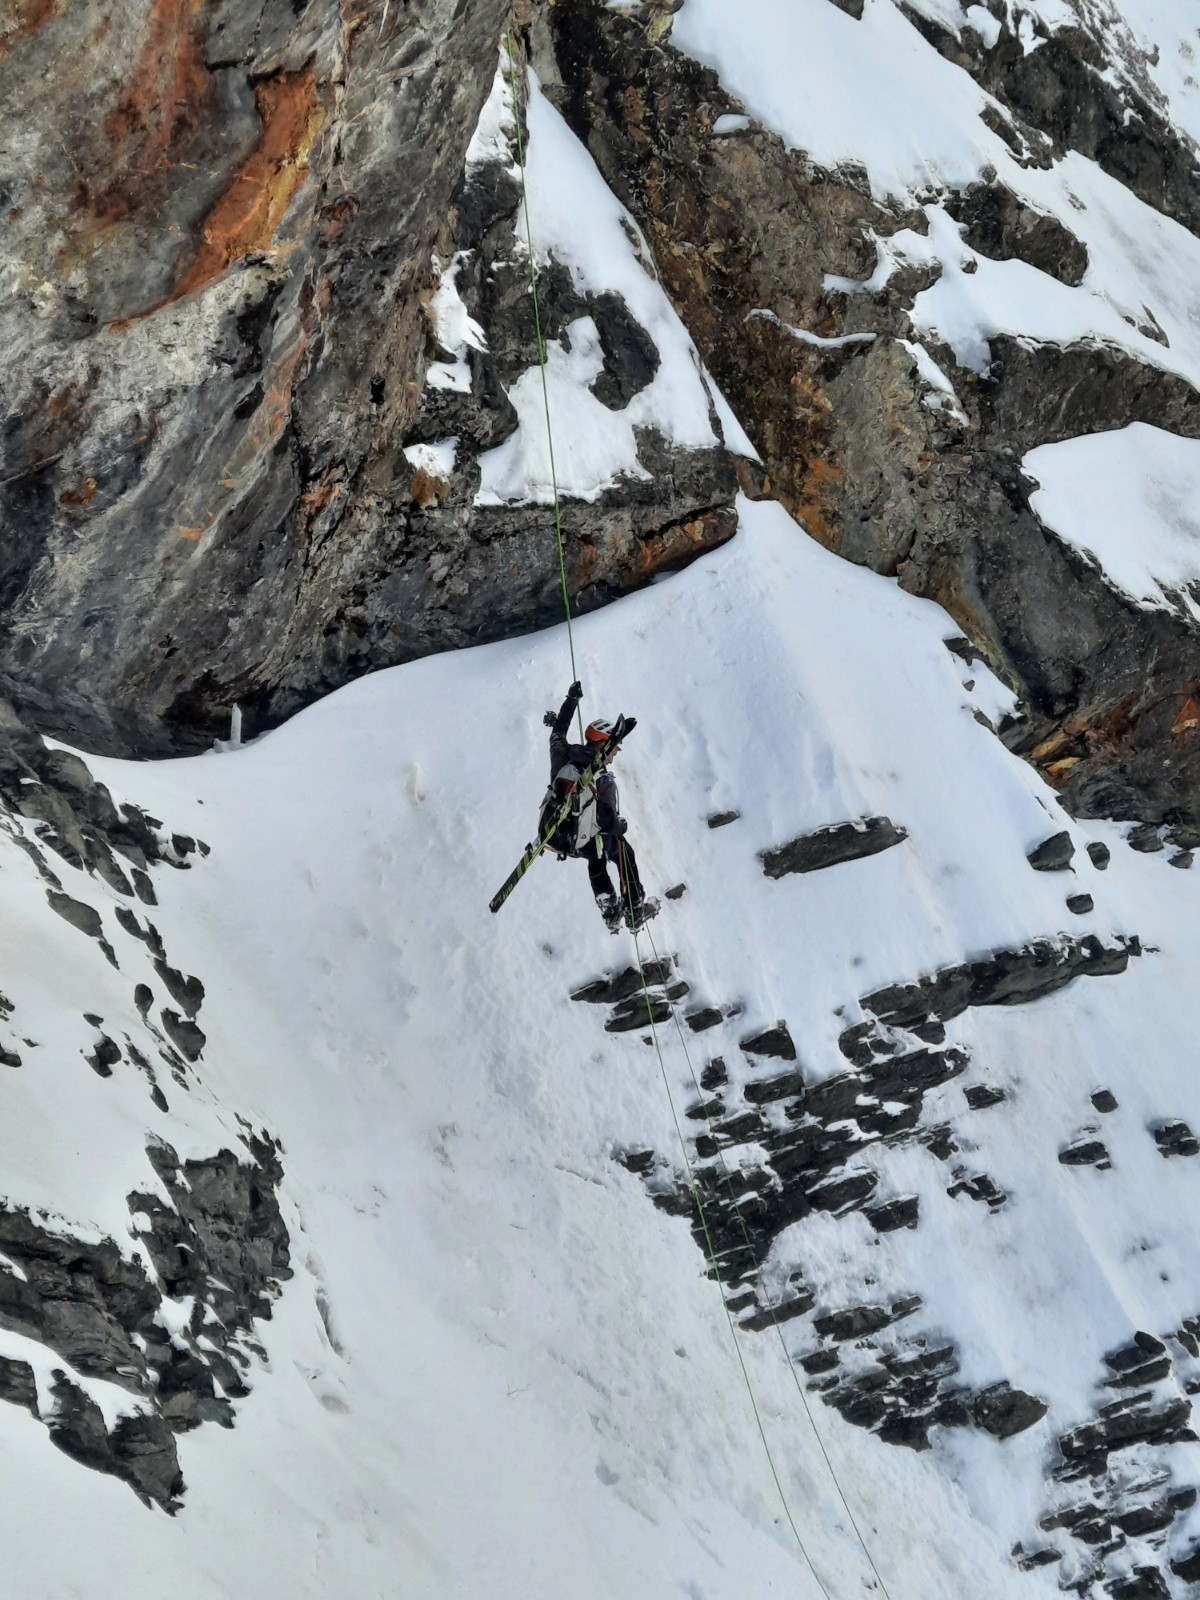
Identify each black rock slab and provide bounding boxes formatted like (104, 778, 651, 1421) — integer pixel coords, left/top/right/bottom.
(160, 1010, 205, 1063)
(1027, 830, 1075, 870)
(47, 891, 103, 938)
(605, 992, 670, 1032)
(743, 1070, 805, 1105)
(853, 935, 1133, 1038)
(1058, 1139, 1110, 1168)
(1109, 1568, 1170, 1600)
(571, 961, 671, 1004)
(760, 816, 907, 879)
(85, 1035, 121, 1078)
(865, 1196, 919, 1232)
(970, 1381, 1048, 1438)
(685, 1006, 723, 1032)
(700, 1057, 727, 1091)
(1152, 1119, 1199, 1158)
(740, 1022, 796, 1060)
(964, 1084, 1007, 1110)
(739, 1290, 816, 1334)
(152, 960, 205, 1019)
(1128, 824, 1165, 853)
(707, 810, 740, 828)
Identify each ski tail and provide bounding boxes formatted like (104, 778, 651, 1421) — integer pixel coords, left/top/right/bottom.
(488, 843, 539, 915)
(489, 715, 634, 914)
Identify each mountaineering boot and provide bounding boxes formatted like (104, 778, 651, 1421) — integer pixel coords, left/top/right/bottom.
(625, 897, 659, 934)
(597, 892, 623, 933)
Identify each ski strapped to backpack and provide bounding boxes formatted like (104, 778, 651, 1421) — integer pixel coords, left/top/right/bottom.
(489, 715, 634, 915)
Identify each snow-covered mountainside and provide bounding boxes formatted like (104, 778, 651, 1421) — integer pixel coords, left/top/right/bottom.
(3, 0, 1200, 1597)
(7, 497, 1200, 1598)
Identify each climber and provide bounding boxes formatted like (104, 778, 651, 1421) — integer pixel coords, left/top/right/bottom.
(543, 681, 656, 934)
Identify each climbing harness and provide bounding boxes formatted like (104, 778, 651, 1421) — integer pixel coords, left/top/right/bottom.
(502, 33, 893, 1595)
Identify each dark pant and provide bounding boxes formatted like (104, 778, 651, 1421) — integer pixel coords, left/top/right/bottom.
(583, 835, 643, 912)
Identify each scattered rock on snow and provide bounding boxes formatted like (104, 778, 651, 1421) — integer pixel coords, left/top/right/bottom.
(85, 1035, 121, 1079)
(964, 1084, 1007, 1110)
(739, 1021, 796, 1060)
(160, 1010, 205, 1063)
(1127, 823, 1165, 854)
(1152, 1120, 1200, 1158)
(685, 1005, 723, 1032)
(46, 891, 103, 939)
(1058, 1138, 1111, 1169)
(759, 816, 907, 878)
(970, 1382, 1049, 1439)
(865, 1196, 920, 1232)
(1027, 831, 1075, 871)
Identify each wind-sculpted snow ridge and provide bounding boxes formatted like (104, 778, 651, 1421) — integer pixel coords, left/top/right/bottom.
(3, 496, 1197, 1596)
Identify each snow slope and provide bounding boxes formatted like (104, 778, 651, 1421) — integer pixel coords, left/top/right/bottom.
(474, 70, 718, 506)
(1025, 423, 1200, 620)
(2, 494, 1198, 1596)
(4, 15, 1200, 1597)
(675, 0, 1200, 392)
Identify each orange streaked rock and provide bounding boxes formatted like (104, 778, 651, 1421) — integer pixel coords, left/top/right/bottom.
(409, 469, 451, 509)
(86, 0, 213, 227)
(169, 71, 325, 303)
(1172, 693, 1200, 742)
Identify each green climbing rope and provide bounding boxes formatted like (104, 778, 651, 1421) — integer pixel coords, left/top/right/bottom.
(617, 845, 837, 1598)
(641, 918, 896, 1600)
(504, 35, 580, 708)
(503, 24, 891, 1594)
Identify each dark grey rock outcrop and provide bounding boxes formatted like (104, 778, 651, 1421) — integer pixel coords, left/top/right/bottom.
(1027, 830, 1075, 871)
(0, 1135, 289, 1508)
(760, 816, 907, 878)
(603, 927, 1138, 1471)
(0, 9, 740, 757)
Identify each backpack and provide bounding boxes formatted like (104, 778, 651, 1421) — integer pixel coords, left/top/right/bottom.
(538, 762, 598, 857)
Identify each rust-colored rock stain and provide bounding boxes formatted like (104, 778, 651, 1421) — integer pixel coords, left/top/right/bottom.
(86, 0, 214, 226)
(170, 71, 324, 303)
(1173, 692, 1200, 742)
(409, 469, 450, 509)
(0, 0, 56, 61)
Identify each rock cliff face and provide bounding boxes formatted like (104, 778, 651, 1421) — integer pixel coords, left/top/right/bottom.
(7, 0, 1200, 842)
(0, 2, 740, 757)
(541, 0, 1200, 831)
(0, 0, 498, 754)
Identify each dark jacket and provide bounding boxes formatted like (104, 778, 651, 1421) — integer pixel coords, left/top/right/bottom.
(549, 691, 620, 843)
